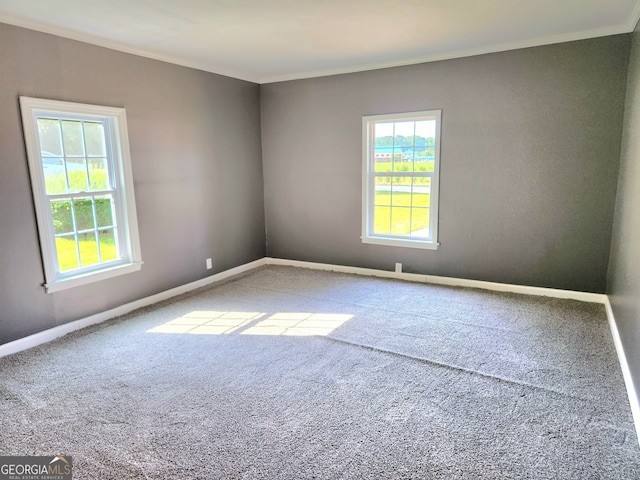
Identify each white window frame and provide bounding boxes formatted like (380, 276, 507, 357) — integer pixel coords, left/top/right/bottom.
(362, 110, 442, 250)
(20, 97, 142, 293)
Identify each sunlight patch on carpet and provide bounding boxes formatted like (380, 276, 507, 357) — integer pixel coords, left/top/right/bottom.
(146, 311, 353, 336)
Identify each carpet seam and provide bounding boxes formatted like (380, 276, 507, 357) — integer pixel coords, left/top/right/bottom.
(322, 335, 595, 403)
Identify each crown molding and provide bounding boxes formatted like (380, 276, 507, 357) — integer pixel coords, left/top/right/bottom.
(628, 0, 640, 31)
(1, 5, 639, 85)
(0, 12, 256, 83)
(259, 23, 634, 84)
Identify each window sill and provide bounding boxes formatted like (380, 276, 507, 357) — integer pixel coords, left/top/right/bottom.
(44, 261, 143, 293)
(362, 236, 439, 250)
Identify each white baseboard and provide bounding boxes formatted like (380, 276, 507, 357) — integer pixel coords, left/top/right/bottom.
(0, 257, 610, 359)
(265, 257, 607, 304)
(1, 254, 637, 449)
(4, 256, 604, 357)
(268, 257, 640, 445)
(0, 258, 267, 359)
(603, 298, 640, 446)
(4, 255, 638, 446)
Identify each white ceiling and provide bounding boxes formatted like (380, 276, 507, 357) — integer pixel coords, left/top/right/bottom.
(1, 0, 639, 84)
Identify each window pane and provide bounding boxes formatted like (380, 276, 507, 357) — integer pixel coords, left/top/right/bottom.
(42, 156, 68, 195)
(67, 158, 88, 192)
(411, 192, 431, 208)
(415, 159, 434, 173)
(61, 120, 84, 156)
(374, 122, 394, 141)
(392, 174, 411, 189)
(390, 207, 411, 236)
(374, 122, 394, 172)
(394, 121, 415, 138)
(55, 235, 79, 272)
(413, 175, 431, 189)
(393, 152, 412, 172)
(89, 157, 109, 190)
(78, 232, 100, 267)
(83, 122, 106, 156)
(374, 205, 391, 235)
(415, 120, 436, 169)
(37, 118, 62, 156)
(374, 155, 392, 173)
(411, 179, 431, 207)
(414, 120, 435, 138)
(410, 208, 430, 238)
(73, 198, 95, 231)
(391, 182, 411, 207)
(95, 196, 114, 228)
(404, 147, 417, 163)
(98, 229, 118, 262)
(50, 200, 73, 235)
(374, 177, 391, 205)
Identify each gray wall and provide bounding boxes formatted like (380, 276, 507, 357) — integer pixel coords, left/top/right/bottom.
(260, 36, 630, 293)
(608, 22, 640, 391)
(0, 23, 265, 345)
(0, 22, 634, 348)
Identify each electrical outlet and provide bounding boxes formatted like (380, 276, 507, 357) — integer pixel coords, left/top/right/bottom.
(395, 263, 402, 273)
(206, 258, 213, 270)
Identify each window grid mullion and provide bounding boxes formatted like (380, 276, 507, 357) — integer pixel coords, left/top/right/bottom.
(45, 189, 116, 201)
(391, 122, 396, 174)
(409, 177, 414, 236)
(90, 198, 102, 264)
(409, 121, 416, 236)
(369, 124, 377, 236)
(373, 172, 432, 178)
(387, 186, 392, 235)
(55, 119, 71, 194)
(390, 120, 395, 213)
(80, 122, 91, 190)
(68, 200, 81, 269)
(411, 120, 416, 172)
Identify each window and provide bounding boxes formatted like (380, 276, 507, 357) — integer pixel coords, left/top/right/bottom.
(20, 97, 142, 293)
(362, 110, 442, 250)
